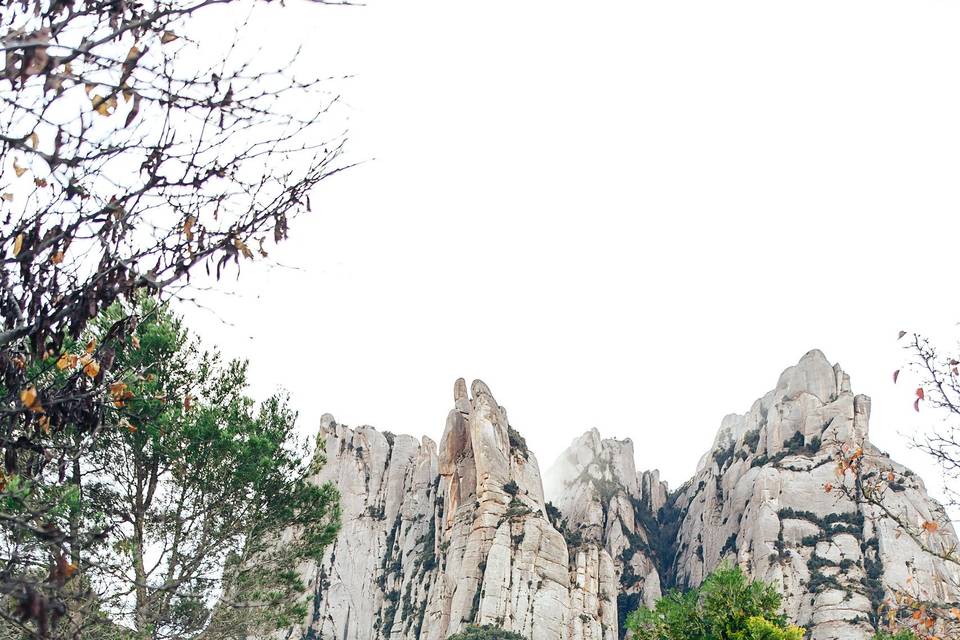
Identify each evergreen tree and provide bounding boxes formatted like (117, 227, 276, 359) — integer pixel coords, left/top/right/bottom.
(4, 297, 341, 639)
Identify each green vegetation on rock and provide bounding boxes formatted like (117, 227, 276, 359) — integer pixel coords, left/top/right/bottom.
(447, 624, 527, 640)
(871, 631, 918, 640)
(625, 565, 804, 640)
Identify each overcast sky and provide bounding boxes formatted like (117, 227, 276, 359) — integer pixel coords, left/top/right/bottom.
(181, 0, 960, 495)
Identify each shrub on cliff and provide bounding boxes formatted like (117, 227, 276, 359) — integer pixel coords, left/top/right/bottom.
(447, 624, 528, 640)
(626, 565, 804, 640)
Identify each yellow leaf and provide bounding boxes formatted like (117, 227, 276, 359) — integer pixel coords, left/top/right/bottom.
(950, 607, 960, 619)
(85, 339, 96, 353)
(50, 250, 63, 264)
(110, 382, 134, 407)
(38, 415, 50, 434)
(91, 94, 117, 116)
(29, 132, 38, 149)
(34, 177, 47, 188)
(56, 353, 77, 370)
(12, 233, 23, 257)
(922, 520, 939, 533)
(131, 335, 140, 349)
(13, 159, 26, 177)
(20, 386, 37, 408)
(161, 31, 178, 44)
(83, 359, 100, 378)
(126, 45, 140, 61)
(183, 215, 195, 241)
(823, 482, 833, 493)
(20, 386, 44, 413)
(233, 237, 253, 259)
(64, 562, 78, 578)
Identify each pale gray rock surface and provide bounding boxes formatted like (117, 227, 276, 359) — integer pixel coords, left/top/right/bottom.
(543, 430, 664, 610)
(666, 350, 960, 639)
(281, 381, 616, 640)
(272, 351, 959, 640)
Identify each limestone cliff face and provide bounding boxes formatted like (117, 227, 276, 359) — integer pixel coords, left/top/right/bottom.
(545, 350, 960, 640)
(286, 415, 440, 640)
(665, 350, 960, 640)
(280, 351, 960, 640)
(542, 430, 665, 621)
(285, 380, 616, 640)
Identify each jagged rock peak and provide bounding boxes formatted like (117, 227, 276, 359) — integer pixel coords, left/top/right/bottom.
(544, 429, 639, 506)
(543, 430, 665, 610)
(698, 349, 864, 473)
(776, 348, 846, 404)
(669, 349, 960, 640)
(267, 359, 960, 640)
(431, 378, 617, 640)
(275, 380, 618, 640)
(639, 469, 668, 515)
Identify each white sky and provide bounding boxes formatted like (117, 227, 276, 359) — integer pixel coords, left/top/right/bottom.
(181, 0, 960, 496)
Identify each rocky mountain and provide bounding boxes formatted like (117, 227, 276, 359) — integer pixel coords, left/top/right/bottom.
(283, 379, 616, 640)
(541, 430, 668, 625)
(277, 351, 960, 640)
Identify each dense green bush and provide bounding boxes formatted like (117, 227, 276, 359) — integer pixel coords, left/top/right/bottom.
(625, 565, 804, 640)
(447, 625, 527, 640)
(872, 631, 917, 640)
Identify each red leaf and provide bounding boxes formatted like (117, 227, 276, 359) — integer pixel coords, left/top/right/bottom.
(917, 387, 925, 400)
(914, 398, 921, 412)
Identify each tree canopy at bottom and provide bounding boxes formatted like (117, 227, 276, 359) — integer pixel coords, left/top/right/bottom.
(447, 625, 528, 640)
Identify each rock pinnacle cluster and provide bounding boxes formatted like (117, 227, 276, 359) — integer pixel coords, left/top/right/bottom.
(274, 351, 960, 640)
